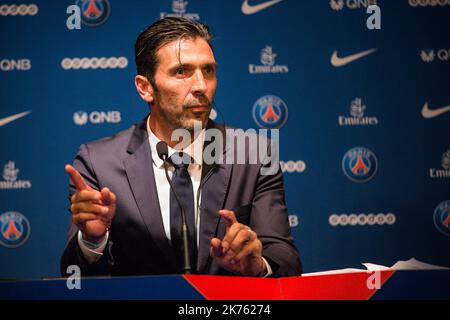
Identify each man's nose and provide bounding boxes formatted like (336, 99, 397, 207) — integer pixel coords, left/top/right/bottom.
(191, 70, 207, 95)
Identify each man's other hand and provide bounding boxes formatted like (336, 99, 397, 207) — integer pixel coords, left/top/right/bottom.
(65, 164, 117, 243)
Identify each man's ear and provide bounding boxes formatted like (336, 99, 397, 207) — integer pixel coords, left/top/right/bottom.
(135, 75, 154, 103)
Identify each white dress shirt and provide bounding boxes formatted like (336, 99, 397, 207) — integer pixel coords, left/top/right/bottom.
(147, 118, 204, 244)
(77, 116, 272, 276)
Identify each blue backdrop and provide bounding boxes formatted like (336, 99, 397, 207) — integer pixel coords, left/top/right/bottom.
(1, 0, 449, 279)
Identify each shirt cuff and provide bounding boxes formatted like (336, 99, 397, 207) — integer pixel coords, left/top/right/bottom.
(261, 257, 273, 278)
(77, 230, 109, 264)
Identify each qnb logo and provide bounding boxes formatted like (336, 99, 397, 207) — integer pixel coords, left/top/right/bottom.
(0, 59, 31, 71)
(0, 211, 31, 248)
(0, 4, 38, 16)
(329, 213, 396, 227)
(330, 0, 345, 10)
(288, 215, 299, 227)
(338, 98, 378, 126)
(249, 46, 289, 74)
(409, 0, 450, 7)
(61, 57, 128, 70)
(0, 161, 32, 189)
(421, 49, 435, 63)
(420, 49, 450, 63)
(252, 95, 288, 129)
(160, 0, 200, 20)
(73, 110, 121, 125)
(342, 147, 378, 183)
(330, 0, 378, 11)
(280, 160, 306, 173)
(429, 150, 450, 179)
(433, 200, 450, 236)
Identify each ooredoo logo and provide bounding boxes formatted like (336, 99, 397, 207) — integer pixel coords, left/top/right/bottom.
(0, 4, 38, 16)
(409, 0, 450, 7)
(280, 161, 306, 173)
(329, 213, 396, 226)
(61, 57, 128, 70)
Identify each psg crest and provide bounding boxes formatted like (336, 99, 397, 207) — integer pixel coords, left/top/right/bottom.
(342, 147, 378, 183)
(0, 211, 31, 248)
(252, 95, 288, 129)
(76, 0, 111, 27)
(434, 200, 450, 236)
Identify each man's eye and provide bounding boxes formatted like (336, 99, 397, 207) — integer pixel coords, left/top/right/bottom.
(205, 66, 215, 74)
(176, 68, 185, 75)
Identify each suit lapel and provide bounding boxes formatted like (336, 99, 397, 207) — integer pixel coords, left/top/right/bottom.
(123, 117, 178, 269)
(197, 121, 232, 273)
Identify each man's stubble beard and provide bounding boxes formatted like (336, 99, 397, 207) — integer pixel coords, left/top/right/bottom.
(153, 87, 212, 132)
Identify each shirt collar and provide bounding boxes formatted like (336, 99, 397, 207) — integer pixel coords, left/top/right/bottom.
(147, 115, 204, 169)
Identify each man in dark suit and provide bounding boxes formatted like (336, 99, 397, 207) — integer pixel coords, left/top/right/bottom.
(61, 17, 302, 277)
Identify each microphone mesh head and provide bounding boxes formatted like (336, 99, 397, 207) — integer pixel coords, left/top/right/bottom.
(156, 141, 168, 160)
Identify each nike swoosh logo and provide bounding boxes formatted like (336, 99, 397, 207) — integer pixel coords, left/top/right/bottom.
(331, 49, 377, 67)
(241, 0, 284, 15)
(421, 102, 450, 119)
(0, 111, 31, 127)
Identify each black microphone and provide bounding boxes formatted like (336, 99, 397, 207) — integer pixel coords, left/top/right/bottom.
(156, 141, 192, 274)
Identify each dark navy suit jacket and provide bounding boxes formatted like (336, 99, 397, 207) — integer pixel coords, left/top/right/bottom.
(60, 116, 302, 277)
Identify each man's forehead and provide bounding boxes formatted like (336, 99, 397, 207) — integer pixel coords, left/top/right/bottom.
(156, 37, 215, 65)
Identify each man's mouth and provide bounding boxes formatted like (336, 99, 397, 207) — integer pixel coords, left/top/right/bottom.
(188, 105, 209, 113)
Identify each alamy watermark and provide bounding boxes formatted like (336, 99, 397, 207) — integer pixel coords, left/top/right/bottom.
(366, 5, 381, 30)
(66, 265, 81, 290)
(366, 271, 382, 290)
(170, 121, 280, 176)
(66, 5, 81, 30)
